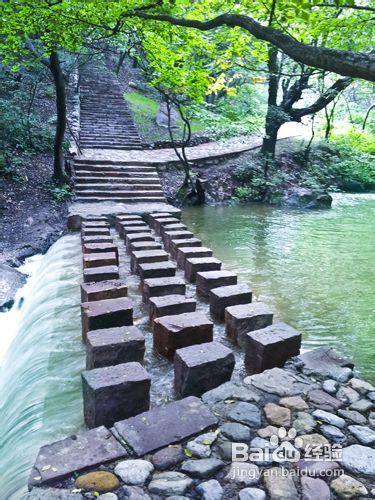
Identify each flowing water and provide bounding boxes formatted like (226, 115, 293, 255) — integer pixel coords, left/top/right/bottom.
(0, 235, 84, 499)
(0, 193, 374, 497)
(182, 193, 375, 382)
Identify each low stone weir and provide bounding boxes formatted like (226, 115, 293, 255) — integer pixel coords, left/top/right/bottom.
(25, 210, 375, 499)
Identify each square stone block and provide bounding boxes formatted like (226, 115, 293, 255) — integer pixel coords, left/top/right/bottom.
(138, 261, 176, 280)
(86, 326, 145, 369)
(170, 238, 202, 258)
(185, 257, 222, 283)
(126, 233, 154, 250)
(83, 251, 118, 269)
(130, 240, 163, 252)
(82, 215, 108, 222)
(81, 227, 110, 237)
(82, 235, 113, 246)
(154, 217, 181, 235)
(244, 322, 302, 374)
(83, 243, 119, 261)
(81, 297, 133, 341)
(112, 396, 217, 457)
(115, 215, 142, 232)
(196, 270, 238, 299)
(225, 302, 273, 347)
(209, 284, 252, 320)
(163, 231, 194, 248)
(83, 265, 119, 283)
(153, 312, 213, 359)
(121, 225, 151, 238)
(130, 249, 169, 273)
(82, 362, 151, 428)
(174, 341, 235, 397)
(149, 295, 196, 321)
(160, 223, 187, 237)
(176, 246, 213, 269)
(81, 279, 128, 302)
(142, 277, 186, 303)
(82, 221, 109, 229)
(148, 213, 173, 228)
(28, 426, 126, 488)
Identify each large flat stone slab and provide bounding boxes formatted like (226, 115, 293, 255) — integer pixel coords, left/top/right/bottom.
(153, 312, 213, 359)
(245, 367, 316, 396)
(83, 265, 119, 283)
(170, 238, 202, 258)
(131, 249, 169, 273)
(176, 247, 213, 269)
(184, 256, 222, 283)
(142, 277, 186, 303)
(196, 270, 238, 299)
(82, 362, 150, 428)
(297, 347, 354, 382)
(225, 302, 273, 347)
(244, 322, 301, 374)
(138, 261, 176, 280)
(209, 284, 252, 320)
(81, 279, 128, 302)
(83, 243, 119, 260)
(111, 396, 217, 456)
(28, 426, 127, 488)
(83, 251, 118, 269)
(86, 326, 145, 369)
(81, 297, 133, 341)
(149, 295, 196, 321)
(174, 341, 235, 398)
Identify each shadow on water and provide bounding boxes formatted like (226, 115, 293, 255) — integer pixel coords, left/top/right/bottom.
(182, 193, 375, 383)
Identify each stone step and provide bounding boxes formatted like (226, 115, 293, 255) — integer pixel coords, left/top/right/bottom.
(83, 266, 120, 285)
(76, 197, 165, 204)
(131, 249, 169, 273)
(86, 326, 145, 369)
(125, 233, 155, 250)
(83, 251, 118, 269)
(81, 220, 109, 229)
(170, 238, 202, 259)
(184, 256, 222, 282)
(142, 276, 186, 303)
(81, 235, 114, 246)
(81, 226, 110, 237)
(153, 312, 213, 360)
(209, 284, 253, 321)
(119, 224, 151, 237)
(111, 396, 217, 457)
(196, 270, 238, 299)
(76, 176, 159, 185)
(174, 341, 235, 398)
(75, 183, 162, 192)
(76, 190, 164, 198)
(74, 159, 153, 166)
(225, 302, 274, 347)
(82, 362, 150, 428)
(163, 231, 194, 249)
(79, 145, 142, 150)
(74, 164, 155, 172)
(176, 246, 213, 269)
(81, 279, 128, 302)
(138, 261, 177, 280)
(129, 240, 163, 252)
(148, 295, 196, 321)
(160, 223, 188, 238)
(81, 297, 133, 341)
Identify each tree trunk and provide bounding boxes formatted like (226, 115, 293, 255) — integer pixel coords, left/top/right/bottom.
(261, 117, 282, 159)
(49, 51, 67, 184)
(261, 47, 281, 161)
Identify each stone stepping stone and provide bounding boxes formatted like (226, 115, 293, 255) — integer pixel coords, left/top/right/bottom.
(81, 279, 128, 302)
(163, 230, 194, 249)
(244, 322, 301, 374)
(126, 233, 155, 250)
(82, 362, 150, 428)
(209, 284, 252, 321)
(81, 227, 110, 237)
(29, 426, 127, 488)
(131, 249, 169, 273)
(117, 220, 147, 236)
(149, 295, 196, 321)
(225, 302, 274, 347)
(138, 261, 176, 281)
(83, 242, 119, 260)
(82, 235, 113, 246)
(196, 270, 238, 299)
(148, 213, 174, 228)
(153, 311, 213, 359)
(142, 277, 186, 303)
(184, 256, 222, 283)
(82, 220, 109, 228)
(176, 247, 213, 269)
(121, 225, 151, 237)
(83, 251, 118, 269)
(86, 326, 145, 369)
(81, 297, 133, 341)
(170, 238, 202, 258)
(174, 341, 235, 398)
(82, 215, 108, 222)
(154, 217, 181, 235)
(115, 215, 142, 232)
(83, 265, 119, 284)
(160, 223, 187, 237)
(111, 396, 217, 456)
(130, 240, 163, 252)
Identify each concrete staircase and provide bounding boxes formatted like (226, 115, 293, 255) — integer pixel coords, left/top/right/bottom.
(78, 65, 142, 150)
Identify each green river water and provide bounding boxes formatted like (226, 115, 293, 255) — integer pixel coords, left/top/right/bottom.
(182, 193, 375, 382)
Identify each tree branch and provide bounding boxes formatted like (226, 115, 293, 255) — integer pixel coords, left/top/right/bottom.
(316, 3, 375, 12)
(130, 12, 375, 81)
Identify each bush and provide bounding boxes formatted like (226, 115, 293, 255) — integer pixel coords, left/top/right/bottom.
(49, 183, 71, 203)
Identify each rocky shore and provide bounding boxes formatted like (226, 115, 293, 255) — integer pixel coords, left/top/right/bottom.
(26, 346, 375, 500)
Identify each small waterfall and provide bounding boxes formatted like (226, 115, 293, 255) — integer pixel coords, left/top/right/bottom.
(0, 234, 85, 499)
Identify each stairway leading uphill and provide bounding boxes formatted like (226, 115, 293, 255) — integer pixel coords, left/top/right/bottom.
(74, 63, 166, 204)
